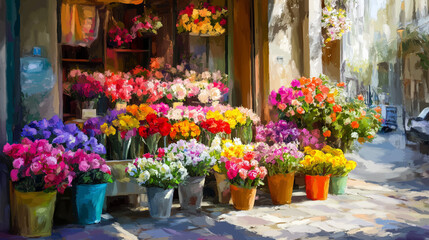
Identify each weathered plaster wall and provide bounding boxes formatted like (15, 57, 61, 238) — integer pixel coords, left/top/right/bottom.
(20, 0, 59, 122)
(268, 0, 304, 91)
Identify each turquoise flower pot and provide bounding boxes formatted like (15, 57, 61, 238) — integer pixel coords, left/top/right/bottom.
(73, 183, 107, 224)
(329, 176, 348, 195)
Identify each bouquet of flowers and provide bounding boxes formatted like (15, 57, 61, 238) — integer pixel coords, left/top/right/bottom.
(126, 152, 188, 189)
(167, 105, 206, 124)
(170, 120, 201, 141)
(65, 70, 104, 103)
(321, 6, 351, 44)
(108, 25, 133, 48)
(104, 72, 134, 103)
(213, 138, 254, 173)
(129, 65, 151, 79)
(131, 13, 163, 36)
(138, 113, 172, 155)
(22, 116, 106, 155)
(63, 149, 112, 185)
(4, 138, 73, 193)
(200, 118, 231, 145)
(165, 139, 216, 177)
(299, 147, 334, 176)
(177, 2, 228, 36)
(224, 152, 267, 188)
(254, 142, 304, 176)
(150, 103, 170, 116)
(318, 145, 356, 177)
(255, 120, 300, 145)
(131, 78, 164, 104)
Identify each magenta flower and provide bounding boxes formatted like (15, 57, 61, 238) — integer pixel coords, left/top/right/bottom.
(79, 161, 90, 172)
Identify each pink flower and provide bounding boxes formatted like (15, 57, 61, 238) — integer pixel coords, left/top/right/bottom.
(238, 169, 248, 180)
(10, 169, 19, 181)
(46, 156, 57, 166)
(89, 158, 101, 169)
(250, 160, 258, 167)
(259, 166, 267, 179)
(12, 158, 24, 169)
(227, 168, 238, 180)
(30, 162, 42, 173)
(100, 164, 111, 174)
(79, 161, 90, 172)
(248, 170, 258, 180)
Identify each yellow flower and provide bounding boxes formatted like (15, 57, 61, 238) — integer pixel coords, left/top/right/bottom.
(100, 123, 116, 136)
(192, 9, 200, 20)
(199, 8, 211, 18)
(181, 14, 189, 23)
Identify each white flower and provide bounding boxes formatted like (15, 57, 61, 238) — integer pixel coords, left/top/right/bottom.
(344, 118, 351, 125)
(160, 164, 170, 174)
(137, 170, 150, 183)
(244, 144, 254, 152)
(210, 87, 222, 101)
(325, 116, 332, 124)
(201, 71, 211, 79)
(351, 132, 359, 139)
(212, 71, 222, 82)
(198, 89, 210, 103)
(149, 168, 158, 177)
(233, 138, 242, 145)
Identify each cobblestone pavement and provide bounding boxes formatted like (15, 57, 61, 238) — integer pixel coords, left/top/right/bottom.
(1, 132, 429, 239)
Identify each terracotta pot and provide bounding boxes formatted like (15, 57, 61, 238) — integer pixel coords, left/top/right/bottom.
(230, 184, 256, 210)
(11, 189, 57, 237)
(267, 172, 295, 205)
(214, 172, 231, 204)
(305, 175, 331, 200)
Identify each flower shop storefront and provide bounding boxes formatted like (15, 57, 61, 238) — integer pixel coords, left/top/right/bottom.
(0, 0, 383, 237)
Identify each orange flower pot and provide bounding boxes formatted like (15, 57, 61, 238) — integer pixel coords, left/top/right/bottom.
(267, 172, 295, 205)
(305, 175, 330, 200)
(230, 184, 256, 210)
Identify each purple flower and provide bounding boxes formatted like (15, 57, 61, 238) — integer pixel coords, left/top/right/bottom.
(36, 119, 49, 129)
(64, 124, 78, 134)
(21, 126, 37, 138)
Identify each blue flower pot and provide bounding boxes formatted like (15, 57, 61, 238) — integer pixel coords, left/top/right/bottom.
(73, 183, 107, 224)
(147, 187, 174, 219)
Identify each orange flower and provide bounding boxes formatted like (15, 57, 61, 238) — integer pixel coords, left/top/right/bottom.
(297, 107, 305, 114)
(357, 94, 364, 101)
(301, 88, 310, 95)
(375, 106, 382, 113)
(351, 121, 359, 129)
(305, 95, 313, 104)
(323, 130, 331, 138)
(155, 71, 164, 79)
(319, 85, 330, 95)
(150, 58, 161, 69)
(375, 114, 381, 119)
(312, 77, 323, 86)
(358, 137, 365, 144)
(330, 112, 337, 122)
(315, 93, 325, 102)
(278, 103, 286, 110)
(337, 82, 345, 87)
(367, 135, 374, 139)
(326, 93, 335, 104)
(333, 105, 342, 113)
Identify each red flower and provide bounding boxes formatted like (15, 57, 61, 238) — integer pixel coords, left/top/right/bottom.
(194, 19, 199, 24)
(157, 148, 165, 158)
(220, 18, 227, 26)
(337, 82, 345, 87)
(357, 94, 364, 101)
(351, 121, 359, 129)
(315, 93, 325, 103)
(138, 126, 148, 138)
(333, 105, 342, 113)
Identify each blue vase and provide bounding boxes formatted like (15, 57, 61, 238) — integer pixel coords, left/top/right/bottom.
(146, 187, 174, 219)
(73, 183, 107, 224)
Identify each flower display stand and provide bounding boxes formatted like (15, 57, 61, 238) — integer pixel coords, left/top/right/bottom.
(105, 160, 147, 209)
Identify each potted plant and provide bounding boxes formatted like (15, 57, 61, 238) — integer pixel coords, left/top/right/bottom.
(131, 12, 163, 36)
(300, 147, 334, 200)
(255, 142, 303, 205)
(3, 138, 72, 237)
(126, 151, 188, 218)
(165, 139, 216, 211)
(319, 145, 357, 195)
(64, 149, 113, 224)
(224, 151, 267, 210)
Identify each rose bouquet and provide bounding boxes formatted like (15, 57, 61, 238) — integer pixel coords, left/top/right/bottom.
(4, 138, 73, 193)
(224, 152, 267, 210)
(22, 116, 106, 155)
(131, 13, 163, 36)
(170, 120, 201, 141)
(177, 2, 228, 36)
(63, 149, 112, 185)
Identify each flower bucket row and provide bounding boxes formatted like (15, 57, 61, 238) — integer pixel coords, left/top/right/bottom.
(65, 59, 229, 114)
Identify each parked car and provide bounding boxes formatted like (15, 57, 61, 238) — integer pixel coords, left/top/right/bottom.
(405, 107, 429, 144)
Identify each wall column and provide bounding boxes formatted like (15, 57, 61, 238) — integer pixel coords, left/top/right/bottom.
(303, 0, 323, 78)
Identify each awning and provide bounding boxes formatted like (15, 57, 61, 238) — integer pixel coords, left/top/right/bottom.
(62, 0, 143, 5)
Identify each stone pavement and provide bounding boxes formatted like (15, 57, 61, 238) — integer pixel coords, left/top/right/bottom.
(1, 177, 428, 240)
